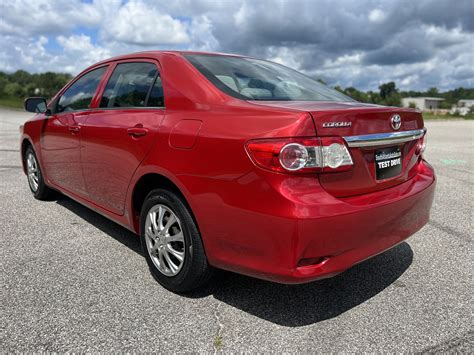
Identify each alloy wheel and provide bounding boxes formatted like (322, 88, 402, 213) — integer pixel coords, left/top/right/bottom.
(144, 204, 185, 277)
(26, 152, 39, 192)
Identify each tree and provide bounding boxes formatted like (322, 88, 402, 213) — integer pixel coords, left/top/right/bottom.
(378, 82, 401, 107)
(0, 76, 8, 96)
(379, 82, 397, 100)
(4, 82, 25, 97)
(36, 72, 72, 98)
(10, 70, 31, 86)
(343, 87, 369, 102)
(427, 87, 439, 97)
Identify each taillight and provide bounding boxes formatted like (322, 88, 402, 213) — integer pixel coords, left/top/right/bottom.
(279, 143, 310, 171)
(417, 131, 427, 155)
(246, 137, 353, 173)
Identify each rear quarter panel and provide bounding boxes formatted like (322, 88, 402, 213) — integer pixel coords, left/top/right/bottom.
(130, 107, 313, 269)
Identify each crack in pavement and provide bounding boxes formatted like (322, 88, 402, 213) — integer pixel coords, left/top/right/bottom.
(436, 172, 473, 186)
(0, 165, 22, 170)
(449, 167, 472, 174)
(417, 330, 473, 353)
(213, 302, 224, 353)
(428, 220, 472, 244)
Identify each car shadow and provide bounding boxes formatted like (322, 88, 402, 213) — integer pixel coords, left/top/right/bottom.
(201, 242, 413, 326)
(55, 195, 142, 255)
(56, 194, 413, 327)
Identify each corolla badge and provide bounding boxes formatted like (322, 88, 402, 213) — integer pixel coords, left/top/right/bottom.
(322, 121, 352, 128)
(391, 114, 401, 130)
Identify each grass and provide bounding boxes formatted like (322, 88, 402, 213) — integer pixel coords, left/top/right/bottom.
(422, 112, 473, 120)
(213, 335, 223, 350)
(0, 96, 24, 110)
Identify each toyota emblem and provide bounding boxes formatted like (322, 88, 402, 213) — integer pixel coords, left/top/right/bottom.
(391, 114, 401, 130)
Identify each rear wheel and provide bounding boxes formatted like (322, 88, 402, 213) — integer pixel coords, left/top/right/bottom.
(140, 189, 212, 292)
(25, 146, 54, 200)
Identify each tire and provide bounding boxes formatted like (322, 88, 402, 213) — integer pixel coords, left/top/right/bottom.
(140, 188, 212, 292)
(24, 146, 55, 200)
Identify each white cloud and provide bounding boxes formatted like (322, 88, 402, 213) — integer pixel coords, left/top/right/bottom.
(56, 34, 111, 72)
(323, 53, 363, 69)
(368, 9, 386, 23)
(187, 15, 218, 52)
(266, 46, 312, 72)
(0, 0, 472, 91)
(0, 0, 103, 36)
(102, 0, 189, 45)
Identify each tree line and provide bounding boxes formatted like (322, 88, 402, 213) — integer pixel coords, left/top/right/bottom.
(1, 69, 473, 108)
(0, 70, 72, 100)
(333, 82, 474, 108)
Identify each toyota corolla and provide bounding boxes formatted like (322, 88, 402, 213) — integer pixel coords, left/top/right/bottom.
(21, 51, 435, 292)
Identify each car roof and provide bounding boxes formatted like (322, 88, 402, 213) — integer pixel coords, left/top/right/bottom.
(92, 50, 247, 67)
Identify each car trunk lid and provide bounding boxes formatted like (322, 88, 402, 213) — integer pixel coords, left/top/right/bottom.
(249, 101, 425, 197)
(313, 104, 424, 197)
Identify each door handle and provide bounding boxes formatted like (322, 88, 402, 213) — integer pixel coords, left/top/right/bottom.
(127, 126, 148, 137)
(68, 126, 80, 133)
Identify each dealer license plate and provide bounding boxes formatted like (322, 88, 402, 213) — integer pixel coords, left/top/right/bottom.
(375, 147, 402, 180)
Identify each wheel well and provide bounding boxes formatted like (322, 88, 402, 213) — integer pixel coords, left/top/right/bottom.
(21, 139, 32, 172)
(132, 173, 190, 221)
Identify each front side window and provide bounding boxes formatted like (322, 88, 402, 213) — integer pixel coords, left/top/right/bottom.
(57, 66, 107, 113)
(185, 54, 353, 102)
(100, 62, 158, 108)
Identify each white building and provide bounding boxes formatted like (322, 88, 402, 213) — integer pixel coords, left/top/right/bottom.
(401, 97, 444, 111)
(457, 99, 474, 108)
(450, 99, 474, 116)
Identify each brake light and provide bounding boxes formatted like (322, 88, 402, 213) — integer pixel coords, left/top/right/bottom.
(417, 131, 427, 155)
(246, 137, 353, 173)
(279, 143, 310, 171)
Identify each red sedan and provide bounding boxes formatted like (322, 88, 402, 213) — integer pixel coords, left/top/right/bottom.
(21, 51, 435, 292)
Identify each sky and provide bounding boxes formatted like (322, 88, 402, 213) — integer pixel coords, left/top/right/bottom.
(1, 0, 473, 91)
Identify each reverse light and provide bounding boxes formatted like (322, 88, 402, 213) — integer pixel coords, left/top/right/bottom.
(420, 132, 427, 154)
(323, 143, 351, 168)
(246, 137, 353, 173)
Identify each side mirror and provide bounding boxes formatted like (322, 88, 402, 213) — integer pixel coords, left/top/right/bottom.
(24, 97, 48, 114)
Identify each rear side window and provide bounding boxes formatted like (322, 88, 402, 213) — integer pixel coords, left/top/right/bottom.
(57, 66, 107, 112)
(147, 75, 164, 107)
(100, 62, 158, 108)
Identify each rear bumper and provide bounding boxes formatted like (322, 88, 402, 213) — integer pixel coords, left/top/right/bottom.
(201, 160, 435, 284)
(287, 164, 435, 283)
(277, 160, 435, 284)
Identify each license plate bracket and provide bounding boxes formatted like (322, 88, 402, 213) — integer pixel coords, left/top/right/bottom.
(375, 147, 402, 180)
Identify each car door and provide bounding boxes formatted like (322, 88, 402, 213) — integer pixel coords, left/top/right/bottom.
(80, 60, 165, 215)
(41, 66, 108, 197)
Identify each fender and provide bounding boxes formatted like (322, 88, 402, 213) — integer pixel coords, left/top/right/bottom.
(125, 162, 197, 234)
(20, 133, 46, 178)
(20, 115, 49, 178)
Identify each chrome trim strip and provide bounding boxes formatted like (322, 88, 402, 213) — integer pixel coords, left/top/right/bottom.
(344, 128, 426, 148)
(52, 106, 165, 116)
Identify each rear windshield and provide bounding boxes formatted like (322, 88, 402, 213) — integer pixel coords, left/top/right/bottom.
(185, 54, 353, 102)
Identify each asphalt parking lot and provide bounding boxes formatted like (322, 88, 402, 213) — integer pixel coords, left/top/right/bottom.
(1, 108, 472, 352)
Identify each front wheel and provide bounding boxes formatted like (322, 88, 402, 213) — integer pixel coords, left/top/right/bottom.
(25, 146, 55, 200)
(140, 189, 212, 292)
